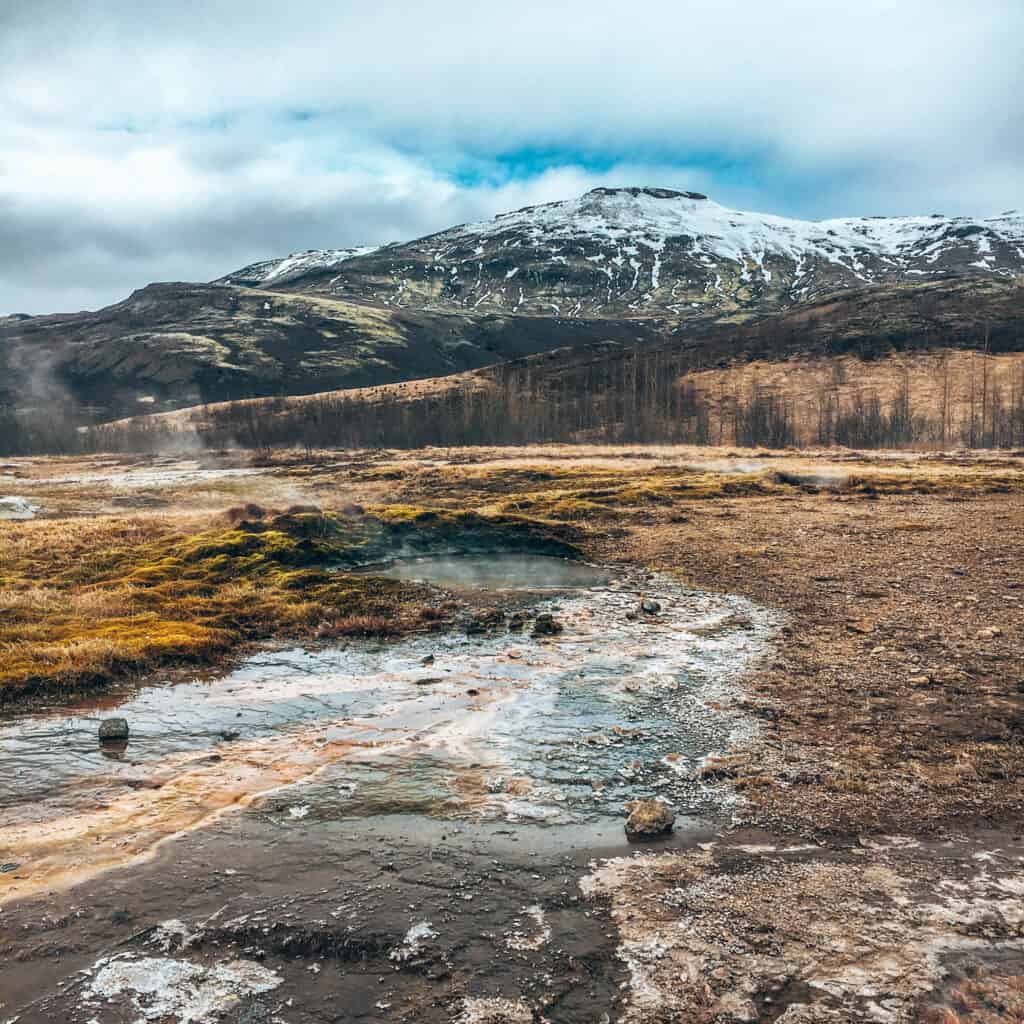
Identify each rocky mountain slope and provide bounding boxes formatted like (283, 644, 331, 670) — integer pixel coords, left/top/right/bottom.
(3, 187, 1022, 423)
(0, 282, 672, 419)
(250, 187, 1024, 319)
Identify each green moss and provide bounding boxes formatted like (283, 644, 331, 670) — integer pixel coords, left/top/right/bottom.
(0, 501, 587, 703)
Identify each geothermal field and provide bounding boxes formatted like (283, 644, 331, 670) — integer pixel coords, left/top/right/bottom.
(0, 445, 1021, 1023)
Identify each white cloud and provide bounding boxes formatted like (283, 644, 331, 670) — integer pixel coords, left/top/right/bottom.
(0, 0, 1020, 312)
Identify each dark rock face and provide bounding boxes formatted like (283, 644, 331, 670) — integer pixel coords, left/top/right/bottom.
(98, 718, 130, 742)
(585, 186, 708, 201)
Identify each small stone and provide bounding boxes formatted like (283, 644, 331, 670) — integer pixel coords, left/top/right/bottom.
(98, 718, 130, 743)
(624, 800, 676, 840)
(464, 608, 505, 634)
(531, 613, 563, 637)
(507, 612, 526, 632)
(421, 654, 435, 665)
(640, 598, 661, 615)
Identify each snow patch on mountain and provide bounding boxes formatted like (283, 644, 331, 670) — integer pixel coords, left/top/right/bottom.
(433, 187, 1024, 279)
(218, 246, 378, 287)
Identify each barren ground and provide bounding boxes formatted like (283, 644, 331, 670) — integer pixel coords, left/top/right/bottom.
(1, 444, 1021, 1023)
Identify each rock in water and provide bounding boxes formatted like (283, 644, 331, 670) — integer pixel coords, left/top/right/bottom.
(625, 800, 675, 840)
(640, 597, 661, 614)
(463, 608, 506, 635)
(98, 718, 130, 743)
(531, 613, 563, 637)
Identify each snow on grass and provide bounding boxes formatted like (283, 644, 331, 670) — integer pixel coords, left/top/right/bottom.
(0, 497, 37, 520)
(220, 246, 378, 287)
(389, 920, 437, 963)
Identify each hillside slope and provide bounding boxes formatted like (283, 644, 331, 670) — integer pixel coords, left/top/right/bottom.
(0, 282, 674, 419)
(100, 277, 1024, 452)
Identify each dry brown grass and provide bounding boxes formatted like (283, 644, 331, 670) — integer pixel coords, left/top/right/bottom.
(918, 971, 1024, 1023)
(0, 508, 435, 702)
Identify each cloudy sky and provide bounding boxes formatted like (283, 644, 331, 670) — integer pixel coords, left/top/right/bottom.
(2, 0, 1021, 313)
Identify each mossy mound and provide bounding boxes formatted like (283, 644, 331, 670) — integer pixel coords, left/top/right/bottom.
(0, 504, 583, 703)
(366, 505, 581, 560)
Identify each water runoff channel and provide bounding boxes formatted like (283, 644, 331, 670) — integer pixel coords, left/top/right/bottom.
(0, 551, 779, 1024)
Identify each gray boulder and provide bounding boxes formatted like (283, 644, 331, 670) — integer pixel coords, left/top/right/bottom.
(531, 613, 563, 637)
(98, 718, 130, 743)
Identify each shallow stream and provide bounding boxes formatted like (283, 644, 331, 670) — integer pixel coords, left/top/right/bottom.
(0, 553, 779, 1023)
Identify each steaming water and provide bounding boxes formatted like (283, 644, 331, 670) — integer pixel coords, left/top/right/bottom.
(356, 553, 610, 590)
(0, 556, 778, 903)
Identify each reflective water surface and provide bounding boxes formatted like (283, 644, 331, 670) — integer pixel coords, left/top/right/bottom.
(0, 556, 778, 904)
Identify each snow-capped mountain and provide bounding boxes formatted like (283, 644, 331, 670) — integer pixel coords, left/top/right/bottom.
(217, 246, 379, 288)
(230, 187, 1024, 320)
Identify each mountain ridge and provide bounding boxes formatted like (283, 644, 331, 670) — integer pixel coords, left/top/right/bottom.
(225, 187, 1024, 320)
(2, 186, 1022, 427)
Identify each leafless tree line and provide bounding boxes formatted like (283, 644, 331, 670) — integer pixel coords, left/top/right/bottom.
(4, 347, 1024, 455)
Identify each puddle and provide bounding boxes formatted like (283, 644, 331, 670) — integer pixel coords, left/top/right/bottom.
(357, 553, 611, 590)
(13, 465, 261, 490)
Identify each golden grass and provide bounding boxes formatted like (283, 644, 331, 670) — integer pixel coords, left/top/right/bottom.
(372, 461, 1024, 529)
(0, 509, 426, 701)
(0, 494, 584, 702)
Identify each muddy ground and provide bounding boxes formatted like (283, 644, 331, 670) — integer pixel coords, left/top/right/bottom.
(1, 445, 1022, 1023)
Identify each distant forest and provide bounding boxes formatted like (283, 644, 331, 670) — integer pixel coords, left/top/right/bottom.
(3, 345, 1024, 456)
